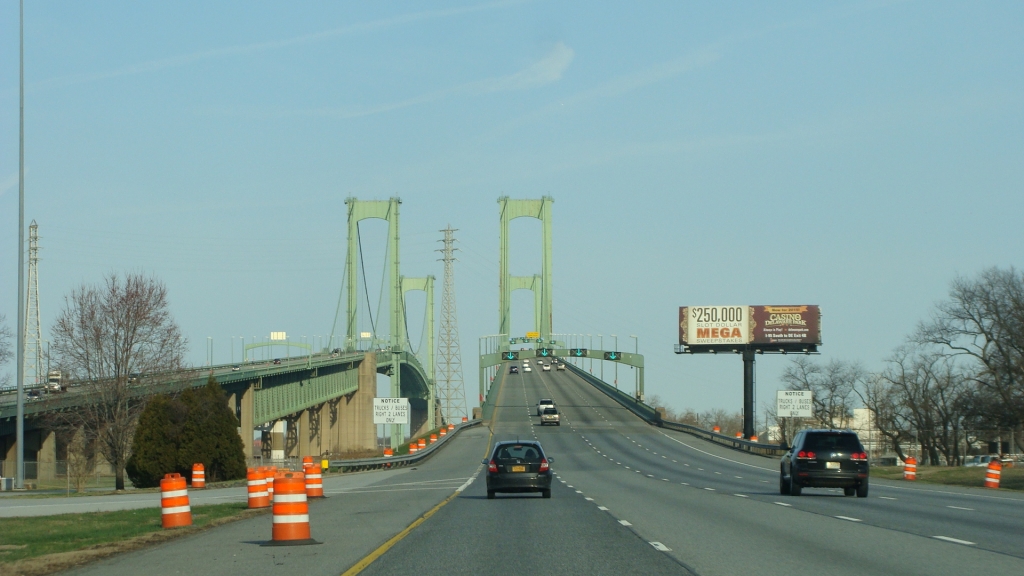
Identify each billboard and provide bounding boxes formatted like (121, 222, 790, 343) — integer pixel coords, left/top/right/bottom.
(270, 332, 287, 341)
(777, 390, 813, 418)
(678, 306, 820, 348)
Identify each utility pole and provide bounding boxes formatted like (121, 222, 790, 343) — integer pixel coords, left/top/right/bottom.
(15, 0, 26, 490)
(436, 226, 468, 423)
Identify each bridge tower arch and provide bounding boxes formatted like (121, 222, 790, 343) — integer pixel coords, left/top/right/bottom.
(498, 197, 553, 340)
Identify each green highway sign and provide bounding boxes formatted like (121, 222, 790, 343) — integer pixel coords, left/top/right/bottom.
(572, 348, 588, 357)
(503, 351, 519, 361)
(538, 348, 552, 357)
(604, 351, 622, 361)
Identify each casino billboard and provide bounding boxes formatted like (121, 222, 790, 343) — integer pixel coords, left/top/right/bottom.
(678, 305, 820, 351)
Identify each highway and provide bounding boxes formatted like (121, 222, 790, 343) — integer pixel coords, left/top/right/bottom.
(24, 363, 1024, 575)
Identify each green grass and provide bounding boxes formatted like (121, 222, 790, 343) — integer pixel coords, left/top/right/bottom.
(872, 464, 1024, 491)
(0, 502, 252, 564)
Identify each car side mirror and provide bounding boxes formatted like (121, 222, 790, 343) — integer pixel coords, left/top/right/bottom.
(481, 459, 488, 465)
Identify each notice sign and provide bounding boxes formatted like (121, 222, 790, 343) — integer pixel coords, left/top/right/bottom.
(679, 306, 750, 345)
(373, 398, 409, 425)
(777, 390, 813, 418)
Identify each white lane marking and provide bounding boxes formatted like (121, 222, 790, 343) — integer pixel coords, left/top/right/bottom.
(598, 506, 609, 511)
(662, 479, 669, 482)
(625, 467, 631, 470)
(774, 502, 792, 507)
(568, 485, 574, 488)
(681, 482, 690, 486)
(947, 506, 974, 511)
(575, 490, 583, 494)
(734, 494, 749, 498)
(618, 520, 632, 526)
(734, 476, 743, 479)
(659, 431, 775, 472)
(878, 496, 896, 500)
(698, 468, 704, 471)
(933, 536, 975, 546)
(650, 542, 672, 552)
(585, 497, 594, 501)
(647, 474, 654, 478)
(714, 472, 722, 475)
(836, 516, 861, 522)
(456, 465, 483, 492)
(704, 487, 715, 491)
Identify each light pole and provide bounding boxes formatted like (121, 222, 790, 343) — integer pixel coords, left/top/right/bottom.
(611, 334, 617, 388)
(598, 334, 603, 381)
(630, 335, 638, 398)
(586, 334, 591, 372)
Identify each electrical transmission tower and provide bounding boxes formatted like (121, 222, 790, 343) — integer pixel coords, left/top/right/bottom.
(23, 221, 43, 388)
(436, 226, 467, 423)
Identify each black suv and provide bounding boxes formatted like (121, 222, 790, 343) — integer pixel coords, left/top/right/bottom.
(780, 429, 869, 497)
(483, 441, 554, 499)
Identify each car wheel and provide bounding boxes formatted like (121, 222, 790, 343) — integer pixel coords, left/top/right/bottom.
(542, 489, 551, 499)
(779, 472, 790, 495)
(790, 477, 802, 496)
(487, 490, 495, 500)
(844, 487, 856, 497)
(856, 481, 868, 498)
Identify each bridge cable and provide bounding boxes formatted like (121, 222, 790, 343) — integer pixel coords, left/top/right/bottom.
(356, 222, 377, 337)
(327, 261, 348, 349)
(373, 222, 391, 343)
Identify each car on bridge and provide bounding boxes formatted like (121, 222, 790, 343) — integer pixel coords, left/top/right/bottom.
(524, 365, 532, 372)
(537, 398, 555, 416)
(273, 359, 282, 365)
(780, 429, 869, 497)
(484, 440, 554, 499)
(509, 365, 519, 374)
(556, 362, 565, 371)
(540, 407, 560, 426)
(542, 363, 551, 371)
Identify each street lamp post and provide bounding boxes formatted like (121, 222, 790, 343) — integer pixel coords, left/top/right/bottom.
(587, 334, 591, 373)
(598, 334, 603, 381)
(207, 337, 212, 366)
(630, 335, 638, 399)
(611, 334, 617, 388)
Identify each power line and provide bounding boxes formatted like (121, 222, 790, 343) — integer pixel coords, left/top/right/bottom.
(436, 226, 467, 423)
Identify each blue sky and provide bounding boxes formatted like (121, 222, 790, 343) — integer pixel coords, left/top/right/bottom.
(1, 1, 1022, 416)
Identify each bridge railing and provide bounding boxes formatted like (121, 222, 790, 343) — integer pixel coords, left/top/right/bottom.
(563, 362, 785, 458)
(328, 418, 482, 472)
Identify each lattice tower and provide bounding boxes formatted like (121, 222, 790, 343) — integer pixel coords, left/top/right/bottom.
(23, 221, 43, 387)
(435, 226, 467, 423)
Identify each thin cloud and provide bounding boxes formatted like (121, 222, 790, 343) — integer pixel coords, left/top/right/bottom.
(31, 0, 527, 90)
(300, 42, 576, 119)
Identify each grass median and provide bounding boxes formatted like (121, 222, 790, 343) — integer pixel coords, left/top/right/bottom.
(871, 464, 1024, 490)
(0, 502, 265, 576)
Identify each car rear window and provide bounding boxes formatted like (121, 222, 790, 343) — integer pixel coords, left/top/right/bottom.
(543, 408, 558, 415)
(494, 444, 543, 462)
(803, 433, 862, 452)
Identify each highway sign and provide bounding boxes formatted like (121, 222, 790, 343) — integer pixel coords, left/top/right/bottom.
(777, 390, 813, 418)
(503, 351, 519, 361)
(603, 351, 622, 361)
(538, 348, 552, 357)
(270, 331, 287, 341)
(373, 398, 410, 424)
(571, 348, 588, 357)
(526, 331, 540, 339)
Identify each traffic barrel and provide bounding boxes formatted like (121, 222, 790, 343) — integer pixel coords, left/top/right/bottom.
(439, 428, 447, 437)
(247, 468, 270, 508)
(383, 448, 393, 457)
(903, 457, 917, 481)
(262, 472, 320, 546)
(302, 456, 314, 469)
(985, 460, 1002, 489)
(191, 463, 205, 489)
(305, 465, 324, 498)
(750, 435, 759, 442)
(418, 438, 426, 449)
(713, 425, 721, 433)
(448, 423, 455, 431)
(430, 434, 438, 444)
(735, 431, 743, 438)
(461, 417, 468, 423)
(160, 473, 192, 528)
(409, 445, 418, 454)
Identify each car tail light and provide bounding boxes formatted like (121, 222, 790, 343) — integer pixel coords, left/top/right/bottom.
(539, 459, 549, 473)
(488, 460, 498, 473)
(851, 452, 868, 462)
(797, 451, 816, 460)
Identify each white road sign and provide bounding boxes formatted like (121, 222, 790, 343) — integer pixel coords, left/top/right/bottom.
(373, 398, 410, 425)
(777, 390, 813, 418)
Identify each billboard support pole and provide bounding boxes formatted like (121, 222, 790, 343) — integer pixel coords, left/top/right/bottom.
(742, 350, 755, 439)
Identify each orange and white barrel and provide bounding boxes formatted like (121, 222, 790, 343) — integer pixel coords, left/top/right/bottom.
(750, 435, 759, 442)
(430, 434, 438, 444)
(985, 460, 1002, 489)
(191, 463, 205, 489)
(247, 468, 270, 508)
(264, 472, 318, 546)
(418, 438, 426, 449)
(713, 425, 721, 434)
(384, 448, 394, 457)
(160, 473, 192, 528)
(448, 423, 455, 431)
(302, 456, 314, 469)
(903, 457, 917, 481)
(305, 465, 324, 498)
(461, 416, 468, 423)
(439, 428, 447, 437)
(409, 445, 418, 454)
(735, 431, 743, 439)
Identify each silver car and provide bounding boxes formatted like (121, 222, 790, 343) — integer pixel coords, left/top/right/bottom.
(540, 407, 560, 426)
(537, 399, 555, 416)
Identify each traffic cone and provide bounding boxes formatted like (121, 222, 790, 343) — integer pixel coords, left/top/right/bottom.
(985, 460, 1002, 489)
(903, 457, 917, 481)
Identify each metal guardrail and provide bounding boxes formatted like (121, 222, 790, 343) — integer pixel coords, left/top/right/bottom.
(564, 362, 785, 458)
(328, 418, 483, 472)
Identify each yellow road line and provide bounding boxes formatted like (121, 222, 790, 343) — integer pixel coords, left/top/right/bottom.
(341, 427, 494, 576)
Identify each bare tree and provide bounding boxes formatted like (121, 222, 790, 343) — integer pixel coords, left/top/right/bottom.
(917, 267, 1024, 451)
(782, 357, 863, 429)
(50, 273, 187, 490)
(0, 313, 12, 388)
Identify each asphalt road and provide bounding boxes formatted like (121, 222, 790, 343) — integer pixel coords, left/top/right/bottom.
(15, 362, 1024, 575)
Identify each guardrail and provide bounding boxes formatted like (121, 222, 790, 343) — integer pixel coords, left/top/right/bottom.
(563, 362, 785, 458)
(328, 418, 483, 472)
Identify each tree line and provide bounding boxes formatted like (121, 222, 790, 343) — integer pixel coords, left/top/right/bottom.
(768, 267, 1024, 465)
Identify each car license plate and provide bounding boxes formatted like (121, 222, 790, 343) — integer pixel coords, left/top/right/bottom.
(826, 461, 840, 469)
(512, 465, 526, 472)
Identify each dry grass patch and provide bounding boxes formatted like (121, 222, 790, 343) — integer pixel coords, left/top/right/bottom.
(872, 464, 1024, 490)
(0, 503, 267, 576)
